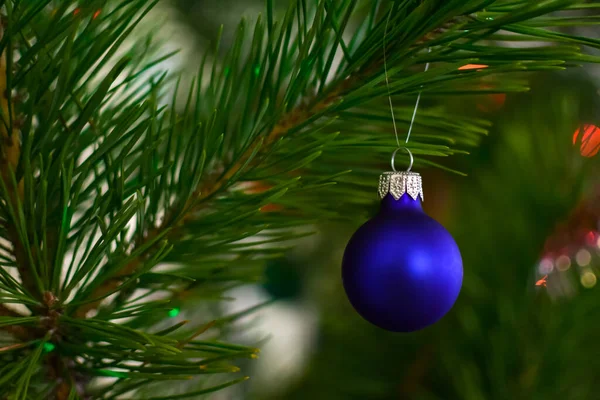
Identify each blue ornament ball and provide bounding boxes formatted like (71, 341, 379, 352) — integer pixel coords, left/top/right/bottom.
(342, 193, 463, 332)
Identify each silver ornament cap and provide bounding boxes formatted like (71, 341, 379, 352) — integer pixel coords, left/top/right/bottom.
(378, 171, 424, 201)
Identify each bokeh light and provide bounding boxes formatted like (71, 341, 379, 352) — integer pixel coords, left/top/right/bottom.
(477, 93, 506, 113)
(43, 342, 55, 353)
(556, 255, 571, 271)
(575, 249, 592, 267)
(581, 271, 597, 288)
(538, 258, 554, 274)
(572, 124, 600, 157)
(585, 231, 597, 246)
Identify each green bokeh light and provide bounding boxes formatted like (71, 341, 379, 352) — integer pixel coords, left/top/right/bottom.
(168, 308, 180, 318)
(43, 342, 55, 353)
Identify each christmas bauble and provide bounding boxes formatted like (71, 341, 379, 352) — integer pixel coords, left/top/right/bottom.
(342, 171, 463, 332)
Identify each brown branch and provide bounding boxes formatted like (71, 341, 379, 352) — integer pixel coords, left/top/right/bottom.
(0, 23, 63, 399)
(48, 352, 79, 400)
(0, 342, 27, 352)
(0, 25, 37, 300)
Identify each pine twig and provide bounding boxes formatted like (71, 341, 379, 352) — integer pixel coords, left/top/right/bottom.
(73, 74, 355, 318)
(72, 12, 468, 318)
(0, 24, 37, 302)
(1, 22, 70, 400)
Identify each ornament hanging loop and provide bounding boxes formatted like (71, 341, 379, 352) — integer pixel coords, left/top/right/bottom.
(391, 147, 413, 173)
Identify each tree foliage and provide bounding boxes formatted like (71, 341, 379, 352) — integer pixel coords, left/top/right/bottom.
(0, 0, 599, 398)
(273, 75, 600, 400)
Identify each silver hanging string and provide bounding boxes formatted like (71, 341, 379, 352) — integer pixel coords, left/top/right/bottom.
(383, 9, 430, 171)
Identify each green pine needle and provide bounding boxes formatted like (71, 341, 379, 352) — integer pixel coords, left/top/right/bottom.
(0, 0, 599, 398)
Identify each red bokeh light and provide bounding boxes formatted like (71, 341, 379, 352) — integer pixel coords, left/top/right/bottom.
(585, 231, 597, 246)
(477, 93, 506, 113)
(475, 84, 506, 113)
(573, 124, 600, 157)
(93, 10, 101, 19)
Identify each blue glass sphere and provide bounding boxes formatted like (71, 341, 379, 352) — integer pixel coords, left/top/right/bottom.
(342, 193, 463, 332)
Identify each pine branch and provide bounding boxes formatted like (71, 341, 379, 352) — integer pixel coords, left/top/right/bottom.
(0, 21, 37, 303)
(72, 5, 467, 319)
(1, 0, 600, 398)
(72, 0, 600, 321)
(73, 76, 352, 318)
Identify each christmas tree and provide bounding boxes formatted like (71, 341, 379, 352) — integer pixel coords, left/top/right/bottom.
(0, 1, 599, 399)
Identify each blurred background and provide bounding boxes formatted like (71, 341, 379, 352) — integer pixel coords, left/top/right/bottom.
(146, 1, 600, 399)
